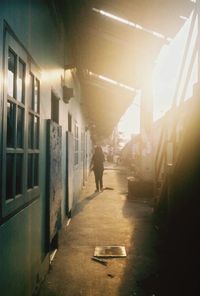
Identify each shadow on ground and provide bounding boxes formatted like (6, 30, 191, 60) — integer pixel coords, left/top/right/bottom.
(112, 168, 158, 296)
(73, 192, 100, 217)
(116, 166, 200, 296)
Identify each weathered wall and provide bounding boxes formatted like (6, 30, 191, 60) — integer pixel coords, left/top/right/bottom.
(0, 1, 91, 295)
(0, 1, 64, 295)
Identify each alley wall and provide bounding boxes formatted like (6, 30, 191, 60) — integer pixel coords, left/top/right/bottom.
(0, 1, 92, 295)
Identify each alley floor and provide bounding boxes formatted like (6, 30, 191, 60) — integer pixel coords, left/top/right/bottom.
(38, 164, 158, 296)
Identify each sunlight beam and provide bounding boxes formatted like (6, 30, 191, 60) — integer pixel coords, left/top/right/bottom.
(88, 71, 139, 93)
(92, 8, 172, 42)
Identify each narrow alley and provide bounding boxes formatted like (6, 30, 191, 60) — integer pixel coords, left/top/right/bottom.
(38, 164, 157, 296)
(1, 1, 200, 296)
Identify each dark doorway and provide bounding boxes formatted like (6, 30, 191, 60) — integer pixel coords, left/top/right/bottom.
(66, 131, 74, 218)
(68, 113, 72, 132)
(51, 91, 59, 124)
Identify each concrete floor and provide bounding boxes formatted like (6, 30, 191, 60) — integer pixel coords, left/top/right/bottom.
(38, 164, 158, 296)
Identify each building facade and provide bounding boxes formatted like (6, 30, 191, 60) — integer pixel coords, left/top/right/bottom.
(0, 1, 92, 295)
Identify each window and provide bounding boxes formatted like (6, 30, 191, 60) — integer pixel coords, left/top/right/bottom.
(18, 59, 25, 103)
(27, 74, 40, 190)
(74, 123, 79, 166)
(5, 47, 26, 204)
(8, 49, 16, 98)
(1, 28, 40, 220)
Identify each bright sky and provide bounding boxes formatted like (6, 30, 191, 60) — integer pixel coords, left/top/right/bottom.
(117, 91, 141, 142)
(93, 4, 198, 142)
(153, 10, 198, 121)
(117, 9, 198, 141)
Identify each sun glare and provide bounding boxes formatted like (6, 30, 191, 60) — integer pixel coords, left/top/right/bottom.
(153, 10, 198, 121)
(41, 68, 64, 83)
(117, 91, 141, 143)
(88, 71, 138, 93)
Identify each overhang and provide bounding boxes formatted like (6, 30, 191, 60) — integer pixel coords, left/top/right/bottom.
(58, 0, 195, 139)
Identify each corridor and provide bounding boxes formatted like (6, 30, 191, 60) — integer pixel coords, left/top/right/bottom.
(38, 164, 157, 296)
(1, 2, 200, 296)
